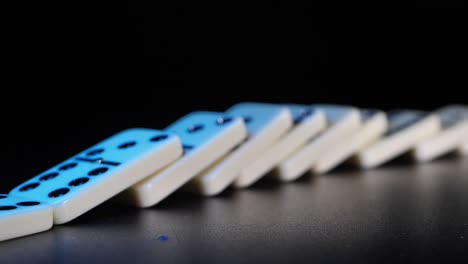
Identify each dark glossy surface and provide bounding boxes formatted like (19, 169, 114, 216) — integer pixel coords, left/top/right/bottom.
(1, 157, 468, 263)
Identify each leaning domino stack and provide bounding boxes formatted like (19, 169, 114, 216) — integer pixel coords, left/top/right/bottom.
(276, 104, 362, 181)
(1, 103, 467, 242)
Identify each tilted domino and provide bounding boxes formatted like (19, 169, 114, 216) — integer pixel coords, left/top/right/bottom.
(9, 129, 182, 224)
(234, 105, 326, 187)
(276, 105, 362, 181)
(314, 108, 388, 174)
(120, 112, 247, 207)
(357, 110, 441, 168)
(0, 194, 53, 242)
(187, 102, 292, 196)
(413, 105, 468, 162)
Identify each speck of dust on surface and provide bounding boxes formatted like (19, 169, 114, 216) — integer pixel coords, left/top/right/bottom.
(157, 235, 169, 242)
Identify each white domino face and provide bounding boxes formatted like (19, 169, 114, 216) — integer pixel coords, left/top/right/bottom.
(276, 105, 361, 181)
(234, 105, 325, 188)
(357, 110, 441, 168)
(413, 105, 468, 162)
(120, 112, 247, 207)
(314, 109, 388, 174)
(187, 102, 292, 196)
(9, 129, 182, 224)
(0, 194, 53, 242)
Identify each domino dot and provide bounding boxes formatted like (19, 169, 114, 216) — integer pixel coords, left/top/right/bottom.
(157, 235, 169, 242)
(216, 117, 233, 125)
(48, 188, 70, 198)
(293, 109, 312, 124)
(69, 177, 90, 187)
(0, 195, 7, 199)
(19, 183, 40, 192)
(39, 172, 59, 181)
(59, 163, 78, 171)
(17, 201, 40, 206)
(242, 116, 252, 123)
(86, 148, 104, 156)
(118, 141, 136, 149)
(0, 206, 17, 211)
(187, 124, 204, 133)
(182, 145, 194, 155)
(150, 135, 168, 142)
(88, 167, 109, 176)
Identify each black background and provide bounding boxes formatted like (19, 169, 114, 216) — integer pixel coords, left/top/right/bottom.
(4, 6, 468, 263)
(7, 8, 467, 192)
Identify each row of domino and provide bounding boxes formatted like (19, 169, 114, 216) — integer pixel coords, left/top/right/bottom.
(1, 103, 467, 242)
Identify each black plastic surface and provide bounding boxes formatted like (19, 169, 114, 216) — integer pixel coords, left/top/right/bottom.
(1, 157, 468, 263)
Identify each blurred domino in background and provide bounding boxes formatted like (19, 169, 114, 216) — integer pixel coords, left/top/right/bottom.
(0, 194, 53, 242)
(235, 105, 326, 187)
(413, 105, 468, 162)
(357, 110, 440, 168)
(187, 103, 292, 195)
(276, 105, 361, 181)
(120, 112, 247, 207)
(314, 109, 388, 174)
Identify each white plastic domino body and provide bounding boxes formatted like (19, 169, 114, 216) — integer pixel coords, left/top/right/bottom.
(357, 110, 441, 168)
(314, 109, 388, 174)
(121, 112, 247, 207)
(234, 105, 326, 187)
(0, 194, 53, 242)
(413, 105, 468, 162)
(188, 103, 292, 196)
(276, 105, 362, 181)
(9, 129, 182, 224)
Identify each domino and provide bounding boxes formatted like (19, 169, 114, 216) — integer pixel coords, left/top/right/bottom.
(276, 105, 362, 181)
(357, 110, 440, 168)
(187, 102, 292, 196)
(460, 141, 468, 155)
(0, 194, 53, 242)
(119, 112, 247, 207)
(413, 105, 468, 162)
(314, 109, 388, 174)
(9, 129, 182, 224)
(234, 105, 326, 188)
